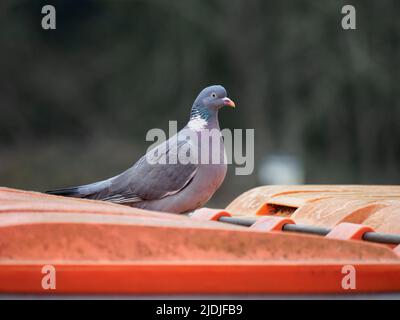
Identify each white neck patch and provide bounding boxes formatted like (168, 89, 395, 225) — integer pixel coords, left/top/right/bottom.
(188, 116, 208, 131)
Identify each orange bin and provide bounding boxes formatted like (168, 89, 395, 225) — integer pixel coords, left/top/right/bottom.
(0, 186, 399, 295)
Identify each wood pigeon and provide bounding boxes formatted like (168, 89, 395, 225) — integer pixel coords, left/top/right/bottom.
(46, 85, 235, 213)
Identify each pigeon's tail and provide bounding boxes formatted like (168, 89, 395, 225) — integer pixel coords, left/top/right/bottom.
(45, 187, 83, 197)
(45, 179, 111, 199)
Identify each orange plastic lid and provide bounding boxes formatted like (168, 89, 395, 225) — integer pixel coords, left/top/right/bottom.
(0, 186, 399, 294)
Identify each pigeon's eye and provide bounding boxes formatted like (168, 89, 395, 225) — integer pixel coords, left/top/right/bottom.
(211, 92, 217, 98)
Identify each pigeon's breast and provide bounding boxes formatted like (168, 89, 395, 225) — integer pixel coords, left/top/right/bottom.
(184, 161, 227, 209)
(132, 162, 226, 213)
(134, 126, 228, 213)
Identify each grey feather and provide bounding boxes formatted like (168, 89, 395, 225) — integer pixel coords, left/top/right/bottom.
(91, 137, 199, 203)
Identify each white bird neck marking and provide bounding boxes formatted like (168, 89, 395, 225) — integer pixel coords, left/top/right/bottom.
(188, 116, 208, 131)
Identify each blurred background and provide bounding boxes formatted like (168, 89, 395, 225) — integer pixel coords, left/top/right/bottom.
(0, 0, 399, 208)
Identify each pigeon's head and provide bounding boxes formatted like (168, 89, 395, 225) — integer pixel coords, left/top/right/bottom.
(190, 85, 235, 121)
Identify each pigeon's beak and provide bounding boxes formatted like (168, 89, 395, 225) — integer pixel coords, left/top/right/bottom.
(222, 97, 235, 108)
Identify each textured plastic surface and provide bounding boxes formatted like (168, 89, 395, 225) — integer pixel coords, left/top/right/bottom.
(0, 187, 399, 294)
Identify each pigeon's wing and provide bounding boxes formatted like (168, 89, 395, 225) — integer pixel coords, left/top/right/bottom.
(94, 138, 199, 204)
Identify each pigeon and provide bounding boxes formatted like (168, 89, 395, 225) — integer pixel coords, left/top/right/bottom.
(46, 85, 235, 213)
